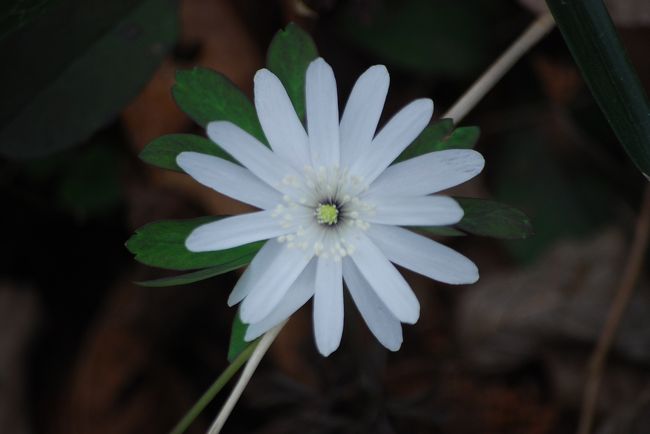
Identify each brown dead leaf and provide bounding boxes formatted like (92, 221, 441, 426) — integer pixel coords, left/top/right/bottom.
(0, 284, 39, 434)
(122, 0, 263, 216)
(456, 229, 650, 417)
(532, 55, 582, 105)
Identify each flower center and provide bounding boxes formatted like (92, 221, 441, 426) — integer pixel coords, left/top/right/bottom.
(315, 202, 339, 225)
(273, 165, 377, 260)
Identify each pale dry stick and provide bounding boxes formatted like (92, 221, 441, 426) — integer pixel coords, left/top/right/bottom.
(205, 12, 558, 434)
(443, 12, 555, 123)
(577, 186, 650, 434)
(207, 321, 286, 434)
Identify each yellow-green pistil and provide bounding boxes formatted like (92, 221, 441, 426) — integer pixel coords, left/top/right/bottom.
(316, 203, 339, 225)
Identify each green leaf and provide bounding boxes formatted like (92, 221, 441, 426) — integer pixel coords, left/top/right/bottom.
(172, 67, 267, 144)
(0, 0, 178, 158)
(444, 126, 480, 150)
(126, 217, 264, 271)
(0, 0, 55, 41)
(416, 226, 466, 237)
(394, 119, 479, 163)
(455, 197, 533, 240)
(546, 0, 650, 178)
(266, 23, 319, 121)
(57, 140, 121, 217)
(140, 134, 236, 172)
(493, 132, 615, 263)
(227, 313, 250, 362)
(135, 260, 248, 287)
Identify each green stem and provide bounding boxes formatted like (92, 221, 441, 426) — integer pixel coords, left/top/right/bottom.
(169, 340, 260, 434)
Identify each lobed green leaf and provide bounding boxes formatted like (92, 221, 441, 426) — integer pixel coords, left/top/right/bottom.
(172, 67, 267, 144)
(267, 23, 319, 121)
(416, 226, 466, 237)
(126, 217, 264, 271)
(417, 198, 533, 240)
(455, 197, 533, 240)
(394, 119, 479, 163)
(139, 133, 236, 172)
(135, 261, 248, 287)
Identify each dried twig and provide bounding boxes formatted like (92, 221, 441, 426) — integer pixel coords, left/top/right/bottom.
(577, 185, 650, 434)
(207, 321, 286, 434)
(443, 12, 555, 123)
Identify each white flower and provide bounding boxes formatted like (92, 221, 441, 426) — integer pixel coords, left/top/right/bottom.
(177, 58, 484, 356)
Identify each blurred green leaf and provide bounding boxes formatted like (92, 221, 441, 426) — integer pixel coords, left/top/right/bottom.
(135, 261, 247, 287)
(0, 0, 178, 158)
(227, 313, 250, 362)
(267, 23, 318, 121)
(455, 197, 533, 240)
(495, 132, 616, 263)
(338, 0, 493, 77)
(546, 0, 650, 178)
(57, 142, 121, 217)
(0, 0, 54, 41)
(126, 217, 263, 271)
(172, 68, 267, 144)
(395, 120, 478, 163)
(140, 133, 236, 172)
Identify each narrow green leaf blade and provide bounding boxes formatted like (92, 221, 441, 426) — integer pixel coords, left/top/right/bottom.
(394, 120, 479, 163)
(227, 313, 250, 362)
(455, 197, 533, 240)
(139, 133, 236, 172)
(266, 23, 319, 121)
(172, 67, 267, 144)
(546, 0, 650, 178)
(126, 217, 264, 271)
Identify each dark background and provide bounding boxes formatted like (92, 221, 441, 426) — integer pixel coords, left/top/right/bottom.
(2, 0, 650, 433)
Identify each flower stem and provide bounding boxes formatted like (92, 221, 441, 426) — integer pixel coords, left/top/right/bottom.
(443, 12, 555, 124)
(169, 340, 260, 434)
(207, 321, 286, 434)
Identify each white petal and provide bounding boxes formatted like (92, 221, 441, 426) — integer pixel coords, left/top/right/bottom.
(366, 149, 485, 198)
(351, 99, 433, 184)
(254, 69, 311, 169)
(342, 258, 402, 351)
(186, 211, 289, 252)
(244, 259, 316, 341)
(313, 257, 344, 356)
(305, 58, 340, 167)
(339, 65, 389, 167)
(240, 245, 313, 323)
(228, 239, 283, 306)
(207, 121, 300, 190)
(349, 233, 419, 323)
(367, 196, 463, 226)
(368, 224, 479, 285)
(177, 152, 282, 210)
